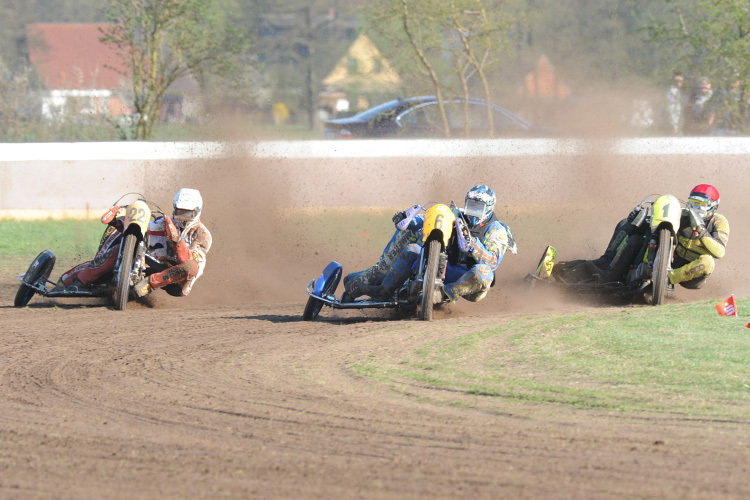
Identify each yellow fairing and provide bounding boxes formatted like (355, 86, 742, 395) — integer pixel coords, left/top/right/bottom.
(422, 204, 456, 247)
(125, 200, 151, 235)
(535, 246, 557, 278)
(651, 194, 680, 234)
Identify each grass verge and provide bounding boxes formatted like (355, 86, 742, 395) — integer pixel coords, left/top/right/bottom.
(0, 219, 103, 269)
(352, 299, 750, 419)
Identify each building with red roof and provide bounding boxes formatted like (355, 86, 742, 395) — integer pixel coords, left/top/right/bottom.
(26, 23, 133, 118)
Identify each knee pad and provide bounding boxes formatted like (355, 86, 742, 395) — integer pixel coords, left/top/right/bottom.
(669, 254, 714, 286)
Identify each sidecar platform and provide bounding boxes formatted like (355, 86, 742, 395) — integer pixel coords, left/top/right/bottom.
(17, 275, 111, 298)
(306, 279, 404, 309)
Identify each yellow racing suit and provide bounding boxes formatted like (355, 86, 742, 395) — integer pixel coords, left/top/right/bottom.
(669, 212, 729, 288)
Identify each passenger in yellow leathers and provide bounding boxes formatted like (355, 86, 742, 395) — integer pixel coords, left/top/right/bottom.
(669, 184, 729, 288)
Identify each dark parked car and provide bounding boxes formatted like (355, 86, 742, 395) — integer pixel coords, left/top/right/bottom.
(323, 96, 549, 139)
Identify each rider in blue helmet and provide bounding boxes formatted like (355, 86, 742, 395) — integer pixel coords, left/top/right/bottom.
(344, 185, 516, 304)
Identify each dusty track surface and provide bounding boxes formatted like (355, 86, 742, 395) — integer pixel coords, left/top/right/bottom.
(3, 153, 750, 498)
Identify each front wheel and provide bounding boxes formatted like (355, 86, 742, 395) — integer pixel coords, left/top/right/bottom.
(419, 240, 442, 321)
(114, 234, 137, 311)
(651, 227, 672, 306)
(14, 250, 56, 307)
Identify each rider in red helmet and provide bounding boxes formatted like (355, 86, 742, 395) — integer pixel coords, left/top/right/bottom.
(670, 184, 729, 288)
(565, 184, 729, 289)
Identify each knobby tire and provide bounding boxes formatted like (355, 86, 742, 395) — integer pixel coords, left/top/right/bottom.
(114, 234, 137, 311)
(419, 240, 441, 321)
(14, 250, 56, 308)
(651, 227, 671, 306)
(303, 296, 324, 321)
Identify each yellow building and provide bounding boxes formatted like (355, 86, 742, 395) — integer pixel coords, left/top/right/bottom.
(321, 34, 401, 112)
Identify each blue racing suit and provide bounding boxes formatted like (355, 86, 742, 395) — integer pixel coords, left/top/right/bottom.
(443, 211, 513, 302)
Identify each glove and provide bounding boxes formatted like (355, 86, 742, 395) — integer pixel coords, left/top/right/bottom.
(165, 216, 182, 242)
(465, 234, 475, 254)
(392, 211, 406, 227)
(627, 208, 640, 222)
(100, 205, 121, 225)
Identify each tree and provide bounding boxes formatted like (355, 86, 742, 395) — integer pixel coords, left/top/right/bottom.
(254, 0, 358, 130)
(101, 0, 250, 140)
(645, 0, 750, 132)
(366, 0, 519, 137)
(445, 0, 518, 136)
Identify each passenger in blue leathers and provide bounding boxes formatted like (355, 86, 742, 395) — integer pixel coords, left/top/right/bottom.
(342, 185, 516, 304)
(444, 184, 516, 302)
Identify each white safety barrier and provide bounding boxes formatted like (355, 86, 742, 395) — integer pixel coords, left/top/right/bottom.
(2, 137, 750, 218)
(4, 137, 750, 162)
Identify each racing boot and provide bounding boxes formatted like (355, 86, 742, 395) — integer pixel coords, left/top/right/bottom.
(584, 261, 619, 284)
(135, 260, 199, 298)
(366, 284, 394, 302)
(441, 284, 458, 303)
(52, 277, 90, 293)
(134, 277, 153, 297)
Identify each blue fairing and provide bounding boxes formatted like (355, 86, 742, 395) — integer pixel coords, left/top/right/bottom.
(314, 261, 342, 296)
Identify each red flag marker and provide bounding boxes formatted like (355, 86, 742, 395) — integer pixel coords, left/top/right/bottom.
(715, 295, 738, 317)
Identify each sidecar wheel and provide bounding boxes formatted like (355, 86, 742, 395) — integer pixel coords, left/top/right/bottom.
(14, 250, 56, 307)
(303, 295, 324, 321)
(303, 263, 342, 321)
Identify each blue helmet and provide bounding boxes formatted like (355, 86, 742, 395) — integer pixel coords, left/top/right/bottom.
(464, 184, 496, 226)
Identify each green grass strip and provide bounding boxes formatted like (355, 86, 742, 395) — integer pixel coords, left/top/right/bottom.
(352, 299, 750, 418)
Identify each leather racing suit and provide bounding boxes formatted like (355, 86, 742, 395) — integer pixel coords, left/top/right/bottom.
(145, 216, 212, 296)
(443, 210, 513, 303)
(669, 211, 729, 288)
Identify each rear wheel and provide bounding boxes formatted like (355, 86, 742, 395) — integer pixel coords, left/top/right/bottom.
(14, 250, 56, 307)
(419, 240, 441, 321)
(114, 234, 137, 311)
(651, 228, 672, 306)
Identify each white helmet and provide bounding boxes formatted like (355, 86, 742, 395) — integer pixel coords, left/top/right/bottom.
(173, 188, 203, 223)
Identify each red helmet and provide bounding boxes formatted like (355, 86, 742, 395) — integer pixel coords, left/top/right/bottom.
(687, 184, 719, 220)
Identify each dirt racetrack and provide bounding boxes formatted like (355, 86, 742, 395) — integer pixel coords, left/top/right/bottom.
(2, 150, 750, 499)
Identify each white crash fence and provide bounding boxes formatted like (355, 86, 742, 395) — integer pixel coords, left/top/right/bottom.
(2, 137, 750, 218)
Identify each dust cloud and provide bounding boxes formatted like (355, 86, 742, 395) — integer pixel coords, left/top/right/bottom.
(139, 147, 748, 317)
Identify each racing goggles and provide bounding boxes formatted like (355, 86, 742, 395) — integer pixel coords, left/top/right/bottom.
(686, 195, 714, 218)
(465, 198, 489, 220)
(173, 208, 198, 221)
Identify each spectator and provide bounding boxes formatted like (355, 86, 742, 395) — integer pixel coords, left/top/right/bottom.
(684, 77, 715, 135)
(712, 77, 744, 136)
(665, 71, 684, 134)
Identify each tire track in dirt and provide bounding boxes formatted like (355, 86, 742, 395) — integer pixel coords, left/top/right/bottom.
(3, 275, 750, 498)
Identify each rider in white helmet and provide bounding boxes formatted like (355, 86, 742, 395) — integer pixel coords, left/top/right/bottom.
(53, 188, 212, 297)
(134, 188, 213, 297)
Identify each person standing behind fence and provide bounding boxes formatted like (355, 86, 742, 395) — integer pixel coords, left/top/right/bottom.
(665, 71, 684, 135)
(712, 77, 744, 136)
(684, 77, 716, 135)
